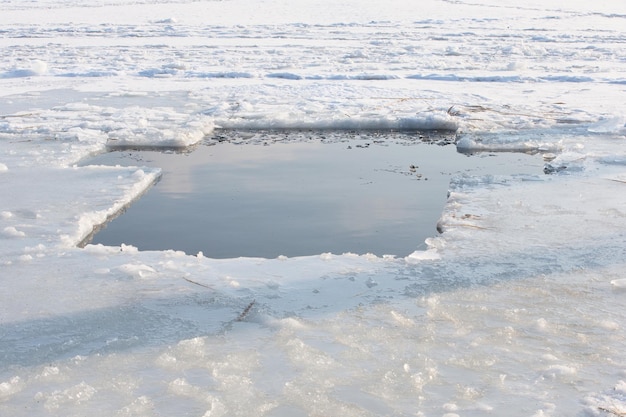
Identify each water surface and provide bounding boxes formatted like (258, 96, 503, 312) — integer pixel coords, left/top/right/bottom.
(84, 130, 544, 258)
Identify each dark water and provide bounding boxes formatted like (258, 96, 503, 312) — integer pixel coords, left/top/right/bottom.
(82, 130, 544, 258)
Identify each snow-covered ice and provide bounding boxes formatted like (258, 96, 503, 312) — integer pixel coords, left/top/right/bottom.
(1, 0, 626, 415)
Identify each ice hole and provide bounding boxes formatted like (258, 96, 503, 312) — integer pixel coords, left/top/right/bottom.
(82, 130, 544, 258)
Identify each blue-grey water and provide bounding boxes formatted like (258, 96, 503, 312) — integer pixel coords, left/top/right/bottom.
(83, 131, 544, 258)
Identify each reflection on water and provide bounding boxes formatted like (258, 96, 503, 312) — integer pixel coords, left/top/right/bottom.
(84, 131, 544, 258)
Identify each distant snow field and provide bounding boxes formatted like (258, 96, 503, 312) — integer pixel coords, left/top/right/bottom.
(1, 0, 626, 416)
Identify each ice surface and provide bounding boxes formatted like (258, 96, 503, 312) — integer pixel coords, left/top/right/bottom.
(1, 0, 626, 416)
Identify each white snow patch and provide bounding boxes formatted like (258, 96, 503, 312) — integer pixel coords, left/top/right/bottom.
(34, 382, 97, 410)
(0, 377, 24, 401)
(117, 263, 157, 279)
(583, 380, 626, 417)
(588, 116, 626, 134)
(2, 60, 47, 78)
(2, 226, 26, 238)
(610, 279, 626, 289)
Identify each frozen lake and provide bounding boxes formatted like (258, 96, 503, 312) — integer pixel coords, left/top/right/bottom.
(84, 130, 544, 258)
(2, 0, 626, 415)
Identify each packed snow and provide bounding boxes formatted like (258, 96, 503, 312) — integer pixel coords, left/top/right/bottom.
(1, 0, 626, 416)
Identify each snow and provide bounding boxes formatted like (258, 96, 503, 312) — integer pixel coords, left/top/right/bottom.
(1, 0, 626, 416)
